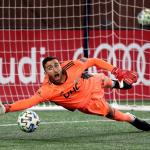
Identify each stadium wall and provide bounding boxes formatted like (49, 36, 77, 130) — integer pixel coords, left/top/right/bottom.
(0, 29, 150, 101)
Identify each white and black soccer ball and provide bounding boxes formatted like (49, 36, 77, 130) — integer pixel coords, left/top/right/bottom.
(137, 8, 150, 25)
(17, 110, 40, 133)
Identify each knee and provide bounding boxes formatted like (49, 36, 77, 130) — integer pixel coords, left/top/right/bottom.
(98, 73, 112, 88)
(105, 106, 115, 119)
(106, 112, 114, 119)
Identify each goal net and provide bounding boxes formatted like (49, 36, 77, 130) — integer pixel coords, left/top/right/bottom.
(0, 0, 150, 111)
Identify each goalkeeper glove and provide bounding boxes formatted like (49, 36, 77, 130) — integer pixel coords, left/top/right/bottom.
(0, 101, 6, 115)
(111, 67, 138, 85)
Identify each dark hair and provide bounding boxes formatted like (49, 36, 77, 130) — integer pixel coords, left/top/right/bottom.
(42, 56, 57, 70)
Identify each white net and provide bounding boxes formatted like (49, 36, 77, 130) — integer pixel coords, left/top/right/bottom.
(0, 0, 150, 111)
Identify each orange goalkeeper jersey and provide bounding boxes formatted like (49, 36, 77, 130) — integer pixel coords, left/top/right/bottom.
(5, 58, 114, 112)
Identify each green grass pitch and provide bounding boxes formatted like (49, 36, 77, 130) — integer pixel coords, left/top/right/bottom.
(0, 110, 150, 150)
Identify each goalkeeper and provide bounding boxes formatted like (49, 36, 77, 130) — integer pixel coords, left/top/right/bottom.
(0, 56, 150, 131)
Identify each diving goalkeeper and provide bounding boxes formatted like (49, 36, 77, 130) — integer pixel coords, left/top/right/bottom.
(0, 57, 150, 131)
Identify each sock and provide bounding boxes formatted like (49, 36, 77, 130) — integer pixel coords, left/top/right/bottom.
(112, 109, 134, 122)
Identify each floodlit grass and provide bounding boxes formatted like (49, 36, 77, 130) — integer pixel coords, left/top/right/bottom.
(0, 110, 150, 150)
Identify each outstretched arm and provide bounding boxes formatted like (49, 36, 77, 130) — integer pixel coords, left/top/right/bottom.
(0, 94, 45, 114)
(82, 58, 114, 72)
(80, 57, 138, 85)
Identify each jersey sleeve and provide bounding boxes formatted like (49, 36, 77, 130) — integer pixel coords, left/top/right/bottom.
(5, 94, 44, 112)
(78, 58, 115, 72)
(5, 85, 52, 112)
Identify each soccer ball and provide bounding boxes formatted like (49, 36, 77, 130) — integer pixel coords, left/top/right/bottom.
(137, 8, 150, 25)
(17, 110, 40, 133)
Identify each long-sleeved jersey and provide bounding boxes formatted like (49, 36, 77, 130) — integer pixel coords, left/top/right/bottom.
(5, 58, 114, 112)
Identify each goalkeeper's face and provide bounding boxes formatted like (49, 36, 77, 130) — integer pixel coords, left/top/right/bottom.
(44, 59, 63, 84)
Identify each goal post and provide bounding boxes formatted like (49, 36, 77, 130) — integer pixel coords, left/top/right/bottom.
(0, 0, 150, 111)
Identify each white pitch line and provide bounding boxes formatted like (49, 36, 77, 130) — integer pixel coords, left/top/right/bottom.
(0, 118, 150, 127)
(41, 119, 114, 125)
(0, 119, 111, 127)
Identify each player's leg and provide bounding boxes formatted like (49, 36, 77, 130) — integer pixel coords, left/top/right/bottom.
(106, 106, 150, 131)
(100, 74, 150, 131)
(79, 74, 150, 131)
(105, 105, 133, 122)
(81, 72, 132, 90)
(79, 74, 131, 122)
(96, 73, 132, 90)
(78, 96, 133, 123)
(126, 112, 150, 131)
(79, 98, 150, 131)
